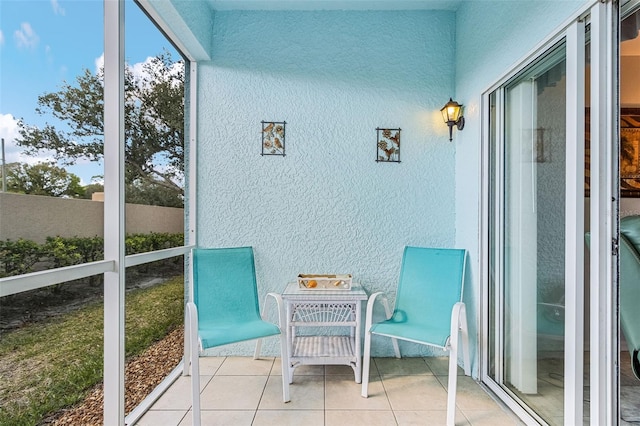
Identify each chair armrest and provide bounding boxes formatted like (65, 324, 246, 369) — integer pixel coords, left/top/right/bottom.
(450, 302, 465, 334)
(263, 292, 286, 330)
(184, 301, 200, 376)
(450, 301, 471, 376)
(364, 292, 393, 333)
(185, 302, 199, 338)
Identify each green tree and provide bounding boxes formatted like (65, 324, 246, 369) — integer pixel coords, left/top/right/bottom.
(81, 182, 105, 200)
(6, 162, 85, 198)
(126, 180, 183, 208)
(16, 51, 184, 206)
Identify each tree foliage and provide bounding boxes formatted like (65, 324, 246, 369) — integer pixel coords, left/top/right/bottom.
(17, 51, 185, 206)
(5, 162, 85, 198)
(81, 182, 104, 200)
(126, 180, 184, 207)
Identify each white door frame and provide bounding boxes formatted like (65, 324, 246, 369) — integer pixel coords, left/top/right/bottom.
(589, 1, 618, 424)
(564, 17, 586, 426)
(480, 1, 618, 424)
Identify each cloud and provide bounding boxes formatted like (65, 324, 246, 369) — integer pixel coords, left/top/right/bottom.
(94, 53, 104, 75)
(45, 45, 55, 66)
(0, 113, 20, 150)
(0, 30, 5, 46)
(0, 113, 55, 166)
(94, 52, 184, 86)
(51, 0, 66, 16)
(129, 55, 184, 88)
(14, 22, 39, 49)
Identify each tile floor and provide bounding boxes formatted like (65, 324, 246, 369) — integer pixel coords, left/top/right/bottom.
(135, 356, 523, 426)
(615, 351, 640, 425)
(515, 352, 640, 425)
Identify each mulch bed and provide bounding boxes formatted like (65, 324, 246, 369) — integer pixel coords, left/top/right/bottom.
(42, 326, 184, 425)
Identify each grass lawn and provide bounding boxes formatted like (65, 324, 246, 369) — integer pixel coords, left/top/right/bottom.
(0, 277, 184, 426)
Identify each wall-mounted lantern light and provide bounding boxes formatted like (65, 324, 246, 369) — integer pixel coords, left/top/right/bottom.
(440, 98, 465, 141)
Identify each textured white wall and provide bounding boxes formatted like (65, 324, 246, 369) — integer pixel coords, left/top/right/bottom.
(196, 10, 457, 355)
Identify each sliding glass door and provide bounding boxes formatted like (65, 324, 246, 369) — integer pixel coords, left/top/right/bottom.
(487, 44, 569, 426)
(483, 2, 618, 424)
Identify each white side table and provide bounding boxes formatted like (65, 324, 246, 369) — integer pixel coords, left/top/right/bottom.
(281, 282, 368, 383)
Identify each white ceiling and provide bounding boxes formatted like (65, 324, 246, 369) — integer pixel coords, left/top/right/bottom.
(204, 1, 640, 53)
(207, 0, 463, 11)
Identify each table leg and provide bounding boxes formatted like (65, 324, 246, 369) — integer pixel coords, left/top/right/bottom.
(285, 302, 295, 384)
(355, 300, 362, 383)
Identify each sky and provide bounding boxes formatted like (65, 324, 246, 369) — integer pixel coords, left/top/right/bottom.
(0, 0, 179, 185)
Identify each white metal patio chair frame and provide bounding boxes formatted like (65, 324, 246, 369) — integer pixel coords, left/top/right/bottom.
(361, 246, 470, 426)
(183, 247, 290, 426)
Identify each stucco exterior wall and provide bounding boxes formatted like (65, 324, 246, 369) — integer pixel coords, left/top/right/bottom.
(0, 192, 183, 243)
(197, 10, 457, 356)
(125, 202, 184, 236)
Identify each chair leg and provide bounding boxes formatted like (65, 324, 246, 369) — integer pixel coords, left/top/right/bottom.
(279, 333, 291, 402)
(446, 348, 458, 426)
(391, 337, 401, 358)
(254, 338, 263, 359)
(447, 302, 466, 426)
(183, 316, 191, 377)
(190, 341, 201, 426)
(459, 303, 471, 376)
(361, 329, 372, 398)
(185, 303, 201, 426)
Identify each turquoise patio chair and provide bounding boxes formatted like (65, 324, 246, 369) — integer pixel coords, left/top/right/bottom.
(587, 217, 640, 380)
(361, 246, 470, 426)
(618, 216, 640, 379)
(183, 247, 290, 426)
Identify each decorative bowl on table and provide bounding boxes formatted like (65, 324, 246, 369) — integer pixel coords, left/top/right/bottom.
(297, 274, 352, 290)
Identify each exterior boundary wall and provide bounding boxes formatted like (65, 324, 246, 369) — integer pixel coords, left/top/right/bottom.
(0, 192, 183, 243)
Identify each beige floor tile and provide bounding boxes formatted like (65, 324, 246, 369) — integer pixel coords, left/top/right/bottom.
(216, 356, 274, 375)
(267, 357, 285, 375)
(394, 409, 469, 426)
(326, 374, 391, 410)
(462, 409, 523, 425)
(143, 357, 530, 425)
(620, 385, 640, 422)
(364, 363, 383, 381)
(252, 409, 324, 426)
(442, 376, 501, 411)
(514, 380, 563, 421)
(259, 374, 324, 409)
(383, 375, 449, 411)
(178, 409, 255, 426)
(286, 363, 326, 378)
(293, 364, 327, 374)
(325, 363, 358, 377)
(424, 356, 466, 376)
(543, 416, 564, 426)
(198, 356, 225, 375)
(376, 357, 433, 376)
(200, 375, 268, 409)
(325, 409, 397, 425)
(135, 409, 187, 425)
(360, 372, 391, 399)
(152, 375, 211, 410)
